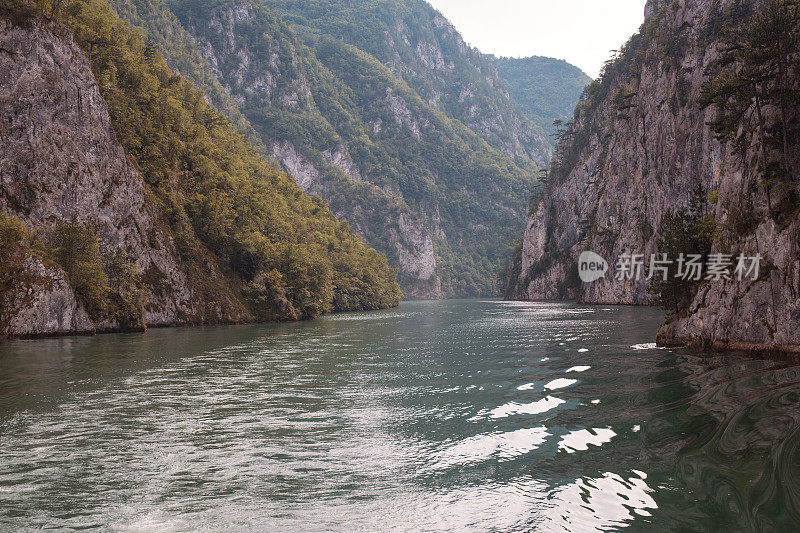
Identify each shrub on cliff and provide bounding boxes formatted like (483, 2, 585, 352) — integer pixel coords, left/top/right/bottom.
(0, 213, 32, 250)
(701, 0, 800, 199)
(0, 214, 36, 306)
(106, 251, 148, 331)
(48, 221, 110, 321)
(2, 216, 154, 332)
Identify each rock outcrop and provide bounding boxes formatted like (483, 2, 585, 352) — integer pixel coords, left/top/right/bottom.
(0, 246, 94, 338)
(271, 140, 442, 299)
(508, 0, 800, 353)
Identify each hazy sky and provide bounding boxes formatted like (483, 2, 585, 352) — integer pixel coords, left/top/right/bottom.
(426, 0, 648, 78)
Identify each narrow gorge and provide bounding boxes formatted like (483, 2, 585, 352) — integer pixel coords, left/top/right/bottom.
(108, 0, 568, 299)
(6, 2, 800, 530)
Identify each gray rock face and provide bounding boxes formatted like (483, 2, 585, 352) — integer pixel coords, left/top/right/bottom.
(0, 246, 94, 338)
(272, 140, 326, 192)
(0, 20, 242, 337)
(270, 139, 443, 299)
(391, 213, 441, 297)
(514, 0, 729, 304)
(658, 200, 800, 354)
(645, 0, 668, 21)
(511, 0, 800, 353)
(199, 2, 314, 111)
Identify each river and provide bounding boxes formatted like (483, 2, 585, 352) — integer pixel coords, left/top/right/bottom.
(1, 300, 799, 531)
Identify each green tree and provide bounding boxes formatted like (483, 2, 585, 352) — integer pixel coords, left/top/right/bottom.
(49, 221, 109, 320)
(106, 251, 148, 331)
(0, 213, 32, 250)
(649, 185, 715, 316)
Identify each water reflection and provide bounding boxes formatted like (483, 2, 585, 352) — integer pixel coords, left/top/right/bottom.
(0, 301, 799, 530)
(558, 427, 617, 453)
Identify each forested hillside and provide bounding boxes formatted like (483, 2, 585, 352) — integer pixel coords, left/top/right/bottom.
(0, 0, 401, 338)
(104, 0, 549, 298)
(492, 56, 591, 134)
(261, 0, 552, 165)
(0, 0, 590, 312)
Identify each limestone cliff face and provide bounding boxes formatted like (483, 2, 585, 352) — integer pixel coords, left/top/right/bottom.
(270, 140, 442, 298)
(0, 245, 94, 337)
(510, 0, 800, 352)
(0, 20, 245, 337)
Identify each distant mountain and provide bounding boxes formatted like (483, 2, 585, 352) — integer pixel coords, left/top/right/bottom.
(102, 0, 569, 298)
(491, 56, 592, 135)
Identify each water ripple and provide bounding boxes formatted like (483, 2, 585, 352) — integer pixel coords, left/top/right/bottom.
(1, 300, 799, 530)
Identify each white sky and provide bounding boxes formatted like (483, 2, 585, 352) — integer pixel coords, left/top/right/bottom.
(426, 0, 648, 78)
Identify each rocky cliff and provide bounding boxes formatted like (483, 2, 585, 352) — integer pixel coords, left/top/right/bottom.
(507, 0, 800, 354)
(0, 0, 403, 339)
(0, 19, 242, 337)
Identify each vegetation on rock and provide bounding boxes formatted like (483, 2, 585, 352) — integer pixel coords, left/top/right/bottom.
(155, 0, 542, 297)
(48, 221, 110, 321)
(648, 186, 716, 316)
(260, 0, 551, 163)
(1, 0, 402, 333)
(700, 0, 800, 218)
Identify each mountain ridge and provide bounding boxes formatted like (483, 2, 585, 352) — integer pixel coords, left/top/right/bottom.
(110, 0, 576, 298)
(260, 0, 553, 165)
(490, 55, 592, 135)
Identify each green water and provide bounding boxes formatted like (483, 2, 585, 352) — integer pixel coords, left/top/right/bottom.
(1, 300, 799, 531)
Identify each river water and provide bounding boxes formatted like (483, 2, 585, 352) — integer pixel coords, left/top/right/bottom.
(1, 300, 799, 531)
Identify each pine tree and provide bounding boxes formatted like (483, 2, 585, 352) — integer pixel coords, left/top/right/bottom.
(649, 185, 715, 316)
